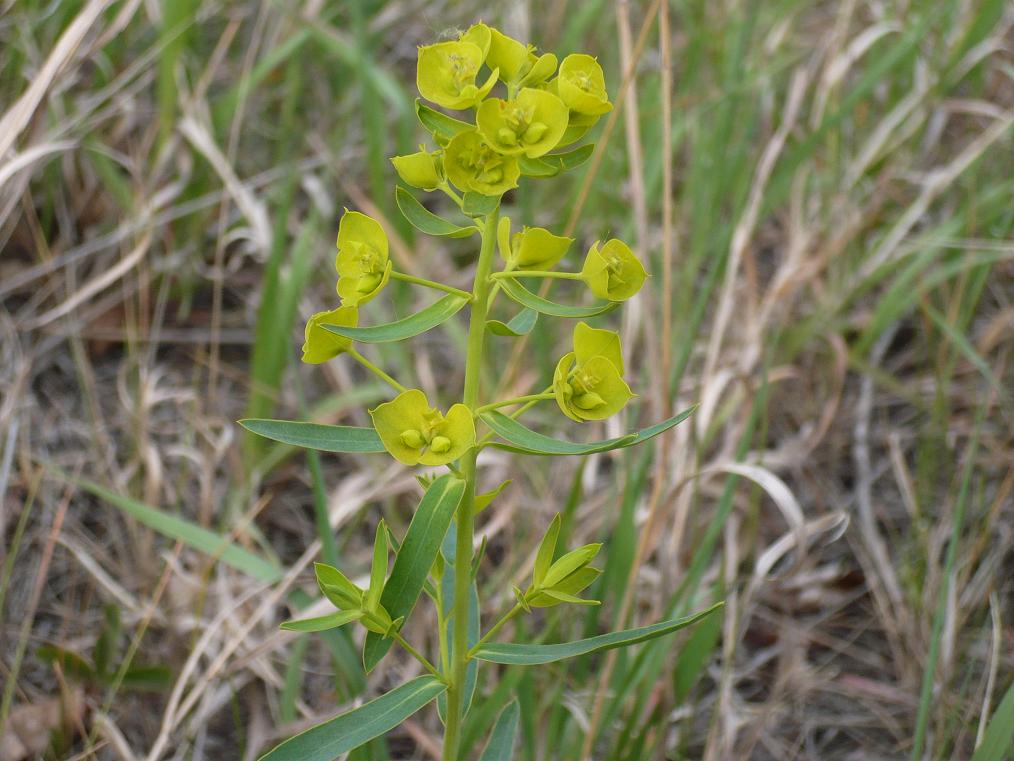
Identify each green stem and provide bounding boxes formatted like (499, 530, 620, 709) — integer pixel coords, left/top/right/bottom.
(391, 270, 472, 300)
(477, 385, 554, 447)
(349, 348, 407, 392)
(443, 208, 499, 761)
(468, 603, 523, 657)
(490, 270, 583, 281)
(362, 612, 442, 679)
(474, 394, 555, 414)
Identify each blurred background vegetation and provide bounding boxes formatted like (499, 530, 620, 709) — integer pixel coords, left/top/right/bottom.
(1, 0, 1012, 759)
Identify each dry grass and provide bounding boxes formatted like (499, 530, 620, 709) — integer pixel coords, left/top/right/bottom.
(1, 1, 1012, 760)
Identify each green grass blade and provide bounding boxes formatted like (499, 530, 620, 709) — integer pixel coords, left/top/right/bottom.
(972, 680, 1014, 761)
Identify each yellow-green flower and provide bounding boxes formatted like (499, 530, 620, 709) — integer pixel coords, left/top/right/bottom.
(301, 306, 358, 364)
(497, 216, 572, 270)
(336, 210, 392, 306)
(553, 322, 633, 422)
(416, 41, 498, 110)
(443, 130, 520, 196)
(581, 239, 647, 302)
(476, 87, 569, 158)
(390, 148, 443, 191)
(459, 22, 491, 58)
(473, 25, 557, 88)
(370, 389, 476, 466)
(555, 54, 612, 116)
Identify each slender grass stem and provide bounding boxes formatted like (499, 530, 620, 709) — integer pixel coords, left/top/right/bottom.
(443, 209, 499, 761)
(349, 348, 407, 392)
(391, 270, 472, 300)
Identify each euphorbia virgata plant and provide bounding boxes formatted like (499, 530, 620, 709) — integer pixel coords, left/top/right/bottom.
(242, 22, 722, 761)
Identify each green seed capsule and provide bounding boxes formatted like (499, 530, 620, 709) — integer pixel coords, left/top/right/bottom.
(429, 435, 452, 453)
(574, 392, 606, 410)
(399, 429, 425, 449)
(523, 121, 548, 143)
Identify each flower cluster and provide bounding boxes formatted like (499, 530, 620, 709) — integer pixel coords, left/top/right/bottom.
(301, 21, 648, 465)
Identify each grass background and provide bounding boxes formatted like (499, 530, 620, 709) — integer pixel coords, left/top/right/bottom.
(1, 0, 1012, 759)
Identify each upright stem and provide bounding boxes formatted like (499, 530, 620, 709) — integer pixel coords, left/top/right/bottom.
(443, 208, 499, 761)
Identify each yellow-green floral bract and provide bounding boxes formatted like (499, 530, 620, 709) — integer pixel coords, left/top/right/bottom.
(370, 389, 476, 466)
(476, 88, 569, 158)
(581, 238, 647, 302)
(301, 306, 358, 364)
(497, 216, 572, 270)
(553, 322, 633, 421)
(416, 40, 498, 110)
(336, 210, 392, 306)
(391, 148, 444, 191)
(443, 130, 520, 196)
(555, 53, 613, 116)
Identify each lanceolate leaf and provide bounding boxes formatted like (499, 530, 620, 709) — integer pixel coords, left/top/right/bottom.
(258, 676, 446, 761)
(518, 144, 595, 177)
(481, 406, 696, 457)
(486, 308, 538, 336)
(239, 419, 384, 454)
(281, 610, 363, 633)
(478, 701, 520, 761)
(415, 99, 472, 141)
(322, 294, 469, 343)
(499, 277, 618, 319)
(363, 475, 466, 671)
(472, 603, 724, 665)
(462, 191, 501, 217)
(396, 187, 477, 238)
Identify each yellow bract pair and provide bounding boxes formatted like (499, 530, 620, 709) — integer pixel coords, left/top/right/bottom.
(300, 209, 392, 364)
(370, 389, 476, 467)
(554, 322, 634, 422)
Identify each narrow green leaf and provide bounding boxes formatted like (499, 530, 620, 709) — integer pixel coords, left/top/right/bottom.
(972, 680, 1014, 761)
(533, 515, 561, 587)
(365, 521, 389, 612)
(482, 406, 696, 457)
(518, 144, 595, 177)
(486, 308, 538, 337)
(462, 192, 500, 217)
(472, 603, 724, 665)
(543, 543, 600, 588)
(541, 589, 600, 605)
(72, 475, 282, 582)
(498, 277, 618, 319)
(258, 675, 446, 761)
(479, 701, 520, 761)
(363, 476, 465, 671)
(281, 610, 363, 633)
(315, 563, 363, 604)
(322, 294, 469, 343)
(119, 664, 173, 691)
(240, 419, 384, 454)
(395, 187, 477, 238)
(93, 604, 120, 679)
(415, 99, 472, 141)
(37, 645, 95, 681)
(474, 479, 511, 515)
